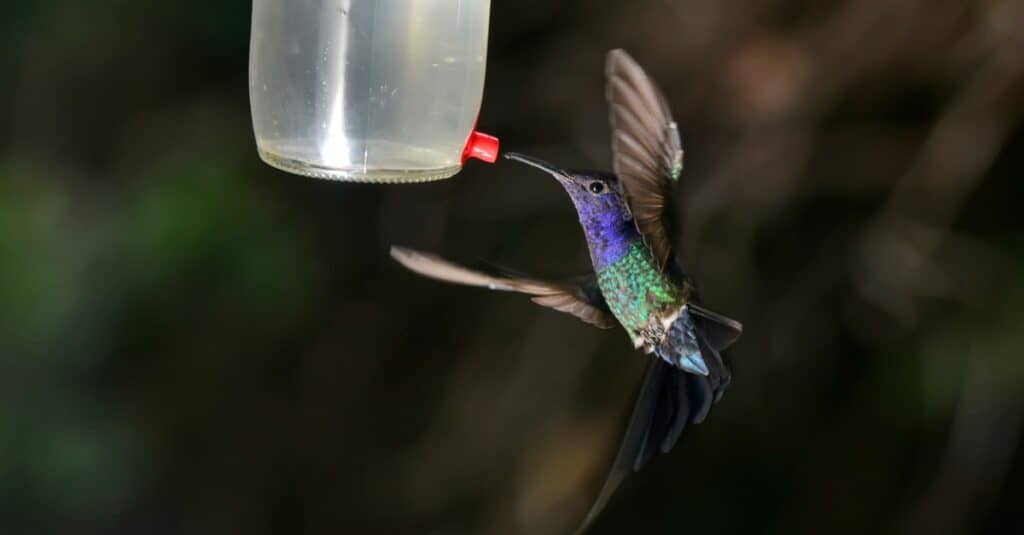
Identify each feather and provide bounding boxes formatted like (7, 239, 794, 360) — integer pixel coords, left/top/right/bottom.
(686, 373, 714, 425)
(660, 372, 691, 453)
(606, 49, 685, 271)
(576, 356, 711, 534)
(633, 362, 674, 470)
(575, 359, 678, 535)
(690, 303, 744, 351)
(390, 246, 616, 329)
(697, 332, 732, 404)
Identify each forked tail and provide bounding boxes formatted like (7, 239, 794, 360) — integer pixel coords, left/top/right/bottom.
(575, 304, 741, 534)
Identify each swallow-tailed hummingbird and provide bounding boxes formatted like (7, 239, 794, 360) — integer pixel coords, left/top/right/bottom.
(390, 49, 742, 533)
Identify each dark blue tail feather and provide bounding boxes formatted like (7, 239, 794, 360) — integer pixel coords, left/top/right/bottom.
(575, 325, 729, 534)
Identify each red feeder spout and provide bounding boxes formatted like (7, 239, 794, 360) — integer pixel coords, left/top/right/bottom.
(462, 130, 500, 165)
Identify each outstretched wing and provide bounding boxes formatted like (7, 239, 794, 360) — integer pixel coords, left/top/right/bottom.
(390, 246, 616, 329)
(606, 48, 684, 271)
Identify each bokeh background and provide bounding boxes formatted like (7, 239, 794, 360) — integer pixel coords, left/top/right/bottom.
(3, 0, 1024, 533)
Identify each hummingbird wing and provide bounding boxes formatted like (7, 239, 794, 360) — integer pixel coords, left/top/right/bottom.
(390, 246, 616, 329)
(605, 49, 684, 271)
(669, 262, 742, 359)
(690, 302, 743, 351)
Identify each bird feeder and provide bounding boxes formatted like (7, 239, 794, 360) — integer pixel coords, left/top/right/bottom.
(249, 0, 499, 183)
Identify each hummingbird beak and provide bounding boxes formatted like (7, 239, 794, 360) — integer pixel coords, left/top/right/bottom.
(504, 152, 570, 183)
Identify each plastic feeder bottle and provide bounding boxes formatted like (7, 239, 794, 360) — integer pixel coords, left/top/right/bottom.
(250, 0, 499, 183)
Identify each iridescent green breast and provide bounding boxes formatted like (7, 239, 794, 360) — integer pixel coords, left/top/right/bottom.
(596, 240, 685, 343)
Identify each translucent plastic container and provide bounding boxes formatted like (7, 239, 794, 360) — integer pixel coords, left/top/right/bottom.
(250, 0, 497, 183)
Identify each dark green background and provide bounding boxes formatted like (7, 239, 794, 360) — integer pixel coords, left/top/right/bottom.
(2, 1, 1023, 533)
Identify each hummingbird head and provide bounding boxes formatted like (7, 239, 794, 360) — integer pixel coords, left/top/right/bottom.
(505, 152, 639, 269)
(505, 152, 631, 219)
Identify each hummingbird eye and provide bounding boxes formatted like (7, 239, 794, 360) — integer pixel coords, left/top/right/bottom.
(588, 181, 605, 194)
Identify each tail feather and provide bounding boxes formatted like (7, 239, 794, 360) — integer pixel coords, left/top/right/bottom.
(634, 361, 681, 470)
(686, 371, 714, 425)
(659, 370, 690, 454)
(575, 359, 675, 535)
(698, 333, 731, 403)
(576, 326, 728, 534)
(699, 345, 724, 403)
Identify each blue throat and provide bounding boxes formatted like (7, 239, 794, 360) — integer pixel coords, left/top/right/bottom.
(572, 194, 640, 270)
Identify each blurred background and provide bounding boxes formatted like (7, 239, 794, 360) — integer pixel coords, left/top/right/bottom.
(2, 0, 1024, 533)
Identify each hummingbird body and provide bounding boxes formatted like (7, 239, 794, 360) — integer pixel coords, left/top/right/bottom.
(390, 49, 743, 533)
(595, 241, 685, 348)
(529, 158, 708, 374)
(558, 169, 685, 340)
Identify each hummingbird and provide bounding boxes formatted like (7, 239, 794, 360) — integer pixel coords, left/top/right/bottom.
(390, 49, 742, 532)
